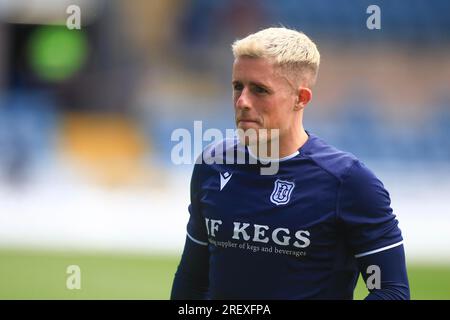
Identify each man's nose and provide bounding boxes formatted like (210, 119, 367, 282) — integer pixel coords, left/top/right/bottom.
(235, 88, 251, 110)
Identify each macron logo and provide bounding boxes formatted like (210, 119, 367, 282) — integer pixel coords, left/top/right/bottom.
(220, 172, 232, 191)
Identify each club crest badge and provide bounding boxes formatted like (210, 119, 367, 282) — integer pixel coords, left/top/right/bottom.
(270, 179, 295, 205)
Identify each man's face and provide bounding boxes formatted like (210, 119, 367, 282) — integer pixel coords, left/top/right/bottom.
(232, 56, 298, 145)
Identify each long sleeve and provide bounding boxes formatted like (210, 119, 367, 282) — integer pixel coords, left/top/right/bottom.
(171, 162, 210, 299)
(171, 234, 210, 299)
(337, 161, 409, 299)
(357, 244, 410, 300)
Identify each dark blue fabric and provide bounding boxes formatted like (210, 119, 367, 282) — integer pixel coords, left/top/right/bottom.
(358, 245, 410, 300)
(171, 235, 209, 300)
(171, 132, 409, 299)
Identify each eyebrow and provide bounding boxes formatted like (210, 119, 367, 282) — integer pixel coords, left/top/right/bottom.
(232, 80, 271, 89)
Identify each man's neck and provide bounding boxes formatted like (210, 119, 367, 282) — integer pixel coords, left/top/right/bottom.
(248, 128, 309, 160)
(280, 127, 309, 158)
(278, 128, 309, 158)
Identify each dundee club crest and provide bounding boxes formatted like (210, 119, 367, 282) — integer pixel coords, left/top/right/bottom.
(270, 179, 295, 205)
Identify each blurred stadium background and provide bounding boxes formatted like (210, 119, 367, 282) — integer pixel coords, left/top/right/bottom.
(0, 0, 449, 299)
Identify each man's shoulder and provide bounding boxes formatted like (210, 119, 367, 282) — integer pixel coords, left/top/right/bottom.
(304, 132, 361, 182)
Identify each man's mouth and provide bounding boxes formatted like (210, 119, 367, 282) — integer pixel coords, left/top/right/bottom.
(237, 119, 259, 125)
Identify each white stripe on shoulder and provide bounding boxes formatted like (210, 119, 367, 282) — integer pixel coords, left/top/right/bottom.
(186, 232, 208, 246)
(354, 241, 404, 258)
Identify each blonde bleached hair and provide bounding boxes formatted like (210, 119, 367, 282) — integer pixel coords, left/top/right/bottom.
(231, 27, 320, 88)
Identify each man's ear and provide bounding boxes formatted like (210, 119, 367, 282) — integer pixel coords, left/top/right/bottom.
(294, 87, 312, 110)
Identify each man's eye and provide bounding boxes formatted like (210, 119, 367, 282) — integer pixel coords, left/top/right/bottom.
(253, 86, 268, 94)
(233, 84, 243, 91)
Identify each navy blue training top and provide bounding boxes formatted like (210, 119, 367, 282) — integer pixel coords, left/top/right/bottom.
(173, 132, 408, 299)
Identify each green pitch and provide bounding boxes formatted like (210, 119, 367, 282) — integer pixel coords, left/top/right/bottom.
(0, 248, 449, 299)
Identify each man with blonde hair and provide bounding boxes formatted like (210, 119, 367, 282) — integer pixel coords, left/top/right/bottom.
(171, 27, 409, 300)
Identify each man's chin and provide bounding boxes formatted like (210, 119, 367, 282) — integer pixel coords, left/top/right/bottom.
(236, 127, 257, 145)
(236, 127, 280, 151)
(237, 134, 256, 146)
(236, 130, 268, 147)
(237, 122, 261, 131)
